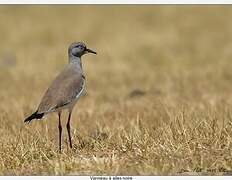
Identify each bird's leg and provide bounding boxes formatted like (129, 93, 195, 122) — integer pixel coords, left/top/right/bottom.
(58, 112, 62, 152)
(66, 111, 72, 148)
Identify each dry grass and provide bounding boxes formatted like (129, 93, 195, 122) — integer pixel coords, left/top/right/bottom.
(0, 5, 232, 175)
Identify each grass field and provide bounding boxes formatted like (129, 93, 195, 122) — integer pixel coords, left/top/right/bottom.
(0, 5, 232, 175)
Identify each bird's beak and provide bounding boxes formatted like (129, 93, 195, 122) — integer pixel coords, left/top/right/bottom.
(85, 48, 97, 54)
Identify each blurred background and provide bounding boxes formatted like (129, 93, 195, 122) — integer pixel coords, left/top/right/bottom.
(0, 5, 232, 175)
(1, 6, 232, 104)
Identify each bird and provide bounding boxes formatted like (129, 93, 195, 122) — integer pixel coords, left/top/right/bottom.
(24, 42, 97, 152)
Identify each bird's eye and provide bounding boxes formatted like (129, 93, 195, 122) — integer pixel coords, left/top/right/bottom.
(77, 45, 83, 49)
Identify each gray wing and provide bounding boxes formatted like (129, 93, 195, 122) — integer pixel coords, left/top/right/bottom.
(37, 64, 84, 114)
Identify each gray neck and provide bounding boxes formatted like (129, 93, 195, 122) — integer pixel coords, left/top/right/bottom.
(69, 55, 82, 68)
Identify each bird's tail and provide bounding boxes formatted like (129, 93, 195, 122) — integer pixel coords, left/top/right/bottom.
(24, 111, 44, 123)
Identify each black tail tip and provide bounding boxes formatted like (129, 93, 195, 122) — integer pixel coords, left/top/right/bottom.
(24, 111, 44, 123)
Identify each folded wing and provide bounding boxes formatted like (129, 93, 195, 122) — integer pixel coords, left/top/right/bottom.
(37, 64, 84, 114)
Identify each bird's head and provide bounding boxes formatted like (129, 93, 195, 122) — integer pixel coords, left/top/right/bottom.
(68, 42, 97, 58)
